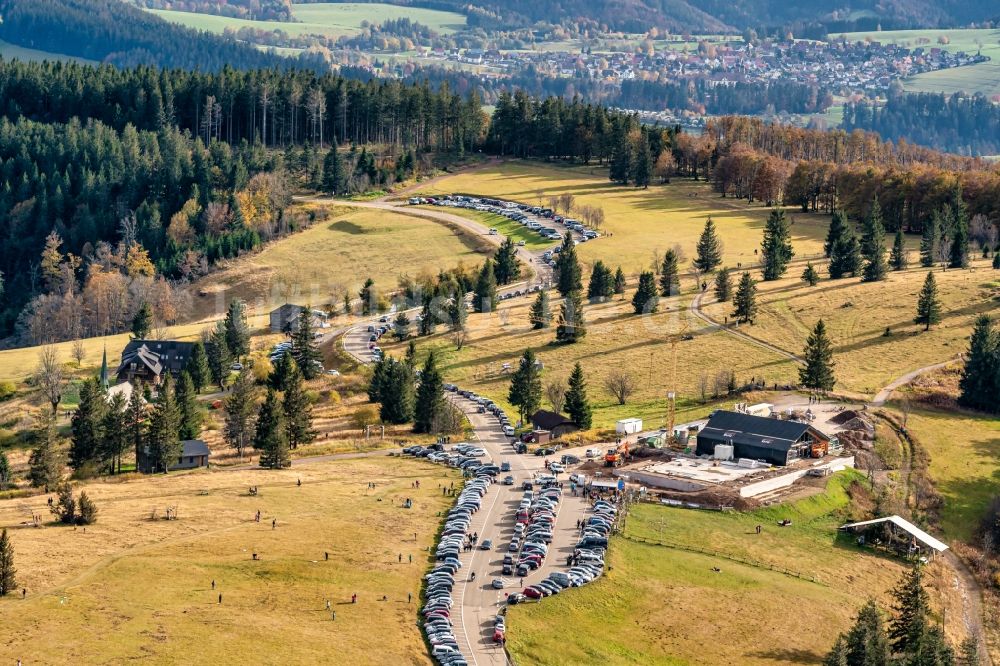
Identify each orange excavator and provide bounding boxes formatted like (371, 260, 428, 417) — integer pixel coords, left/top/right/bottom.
(604, 442, 630, 467)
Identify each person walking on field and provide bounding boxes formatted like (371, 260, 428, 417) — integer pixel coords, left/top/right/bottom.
(272, 518, 277, 529)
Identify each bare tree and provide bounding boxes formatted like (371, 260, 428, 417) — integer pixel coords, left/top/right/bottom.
(451, 329, 468, 351)
(557, 194, 575, 214)
(35, 346, 66, 415)
(432, 402, 465, 435)
(697, 373, 709, 403)
(71, 340, 86, 368)
(604, 371, 637, 405)
(545, 378, 567, 413)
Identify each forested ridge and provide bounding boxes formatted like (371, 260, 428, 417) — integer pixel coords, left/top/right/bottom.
(843, 93, 1000, 157)
(0, 0, 323, 72)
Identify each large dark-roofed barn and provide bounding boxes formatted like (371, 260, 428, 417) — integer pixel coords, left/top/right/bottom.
(696, 411, 832, 466)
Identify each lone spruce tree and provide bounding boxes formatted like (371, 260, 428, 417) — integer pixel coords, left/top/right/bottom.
(914, 272, 942, 331)
(414, 351, 444, 434)
(508, 349, 542, 424)
(587, 261, 614, 303)
(732, 271, 758, 324)
(224, 299, 250, 359)
(529, 290, 552, 329)
(555, 290, 586, 343)
(563, 363, 592, 429)
(949, 185, 970, 269)
(801, 263, 819, 286)
(29, 417, 63, 489)
(555, 235, 582, 297)
(890, 228, 908, 271)
(282, 358, 315, 449)
(799, 319, 836, 391)
(185, 341, 211, 393)
(958, 315, 999, 413)
(175, 370, 201, 441)
(760, 208, 793, 280)
(474, 259, 497, 313)
(714, 267, 732, 301)
(613, 266, 627, 296)
(292, 307, 323, 379)
(860, 196, 888, 282)
(920, 211, 940, 268)
(659, 249, 679, 297)
(224, 368, 257, 459)
(147, 374, 181, 473)
(694, 217, 722, 272)
(255, 388, 289, 469)
(632, 271, 658, 314)
(493, 237, 520, 285)
(0, 528, 15, 596)
(824, 210, 848, 258)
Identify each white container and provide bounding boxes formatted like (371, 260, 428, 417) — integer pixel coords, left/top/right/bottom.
(615, 418, 643, 435)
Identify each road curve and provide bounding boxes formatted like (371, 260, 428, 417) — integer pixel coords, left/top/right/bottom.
(689, 289, 804, 364)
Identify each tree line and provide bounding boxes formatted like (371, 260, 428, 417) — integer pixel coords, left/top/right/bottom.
(843, 91, 1000, 157)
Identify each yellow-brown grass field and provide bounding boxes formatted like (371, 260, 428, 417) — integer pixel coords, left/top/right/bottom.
(0, 457, 456, 665)
(187, 205, 489, 320)
(700, 259, 999, 395)
(417, 161, 832, 273)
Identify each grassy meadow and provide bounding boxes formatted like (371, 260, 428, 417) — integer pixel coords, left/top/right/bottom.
(839, 28, 1000, 97)
(507, 471, 970, 664)
(148, 2, 467, 39)
(700, 259, 999, 395)
(0, 39, 96, 64)
(0, 457, 456, 664)
(186, 205, 489, 320)
(417, 161, 832, 275)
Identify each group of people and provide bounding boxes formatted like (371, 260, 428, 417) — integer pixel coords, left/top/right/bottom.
(463, 532, 480, 552)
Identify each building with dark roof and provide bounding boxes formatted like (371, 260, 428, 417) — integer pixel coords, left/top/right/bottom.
(115, 339, 196, 386)
(269, 304, 328, 333)
(137, 439, 210, 474)
(696, 411, 832, 466)
(530, 410, 579, 439)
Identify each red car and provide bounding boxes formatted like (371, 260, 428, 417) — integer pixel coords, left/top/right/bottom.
(522, 586, 542, 599)
(493, 629, 506, 643)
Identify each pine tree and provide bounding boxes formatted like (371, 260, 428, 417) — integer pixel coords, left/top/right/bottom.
(914, 272, 942, 331)
(126, 381, 146, 466)
(414, 350, 444, 434)
(556, 235, 582, 297)
(829, 231, 862, 279)
(824, 210, 848, 258)
(378, 358, 414, 424)
(51, 482, 76, 524)
(28, 418, 63, 489)
(449, 295, 468, 332)
(474, 259, 497, 313)
(609, 138, 632, 184)
(633, 271, 658, 314)
(207, 321, 231, 389)
(224, 368, 257, 458)
(359, 278, 376, 316)
(890, 229, 908, 271)
(823, 636, 848, 666)
(224, 299, 250, 359)
(732, 271, 758, 324)
(950, 213, 969, 269)
(255, 388, 289, 469)
(321, 142, 346, 195)
(714, 267, 732, 302)
(530, 290, 552, 329)
(587, 261, 614, 303)
(659, 249, 679, 296)
(281, 359, 315, 450)
(860, 196, 888, 282)
(291, 307, 322, 379)
(185, 340, 210, 393)
(403, 340, 417, 369)
(760, 208, 794, 280)
(70, 378, 106, 471)
(0, 528, 15, 596)
(493, 237, 521, 285)
(631, 135, 652, 188)
(844, 600, 890, 666)
(613, 266, 626, 296)
(147, 374, 181, 473)
(799, 319, 836, 391)
(802, 263, 819, 286)
(0, 451, 10, 490)
(418, 295, 436, 336)
(175, 370, 201, 441)
(920, 211, 940, 268)
(131, 301, 152, 339)
(888, 566, 931, 655)
(556, 290, 586, 343)
(694, 217, 722, 272)
(563, 362, 592, 429)
(958, 315, 999, 414)
(100, 393, 129, 474)
(508, 349, 542, 424)
(76, 491, 98, 525)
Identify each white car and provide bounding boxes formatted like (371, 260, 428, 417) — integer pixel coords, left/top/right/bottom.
(585, 448, 602, 458)
(502, 425, 515, 437)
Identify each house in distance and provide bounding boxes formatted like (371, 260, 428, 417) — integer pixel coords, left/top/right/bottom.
(136, 439, 210, 474)
(696, 410, 834, 466)
(115, 339, 196, 386)
(530, 410, 579, 439)
(269, 303, 328, 333)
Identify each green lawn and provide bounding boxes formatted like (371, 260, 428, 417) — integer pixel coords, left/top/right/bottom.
(507, 471, 933, 665)
(0, 38, 96, 64)
(903, 407, 1000, 542)
(148, 3, 467, 40)
(838, 28, 1000, 97)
